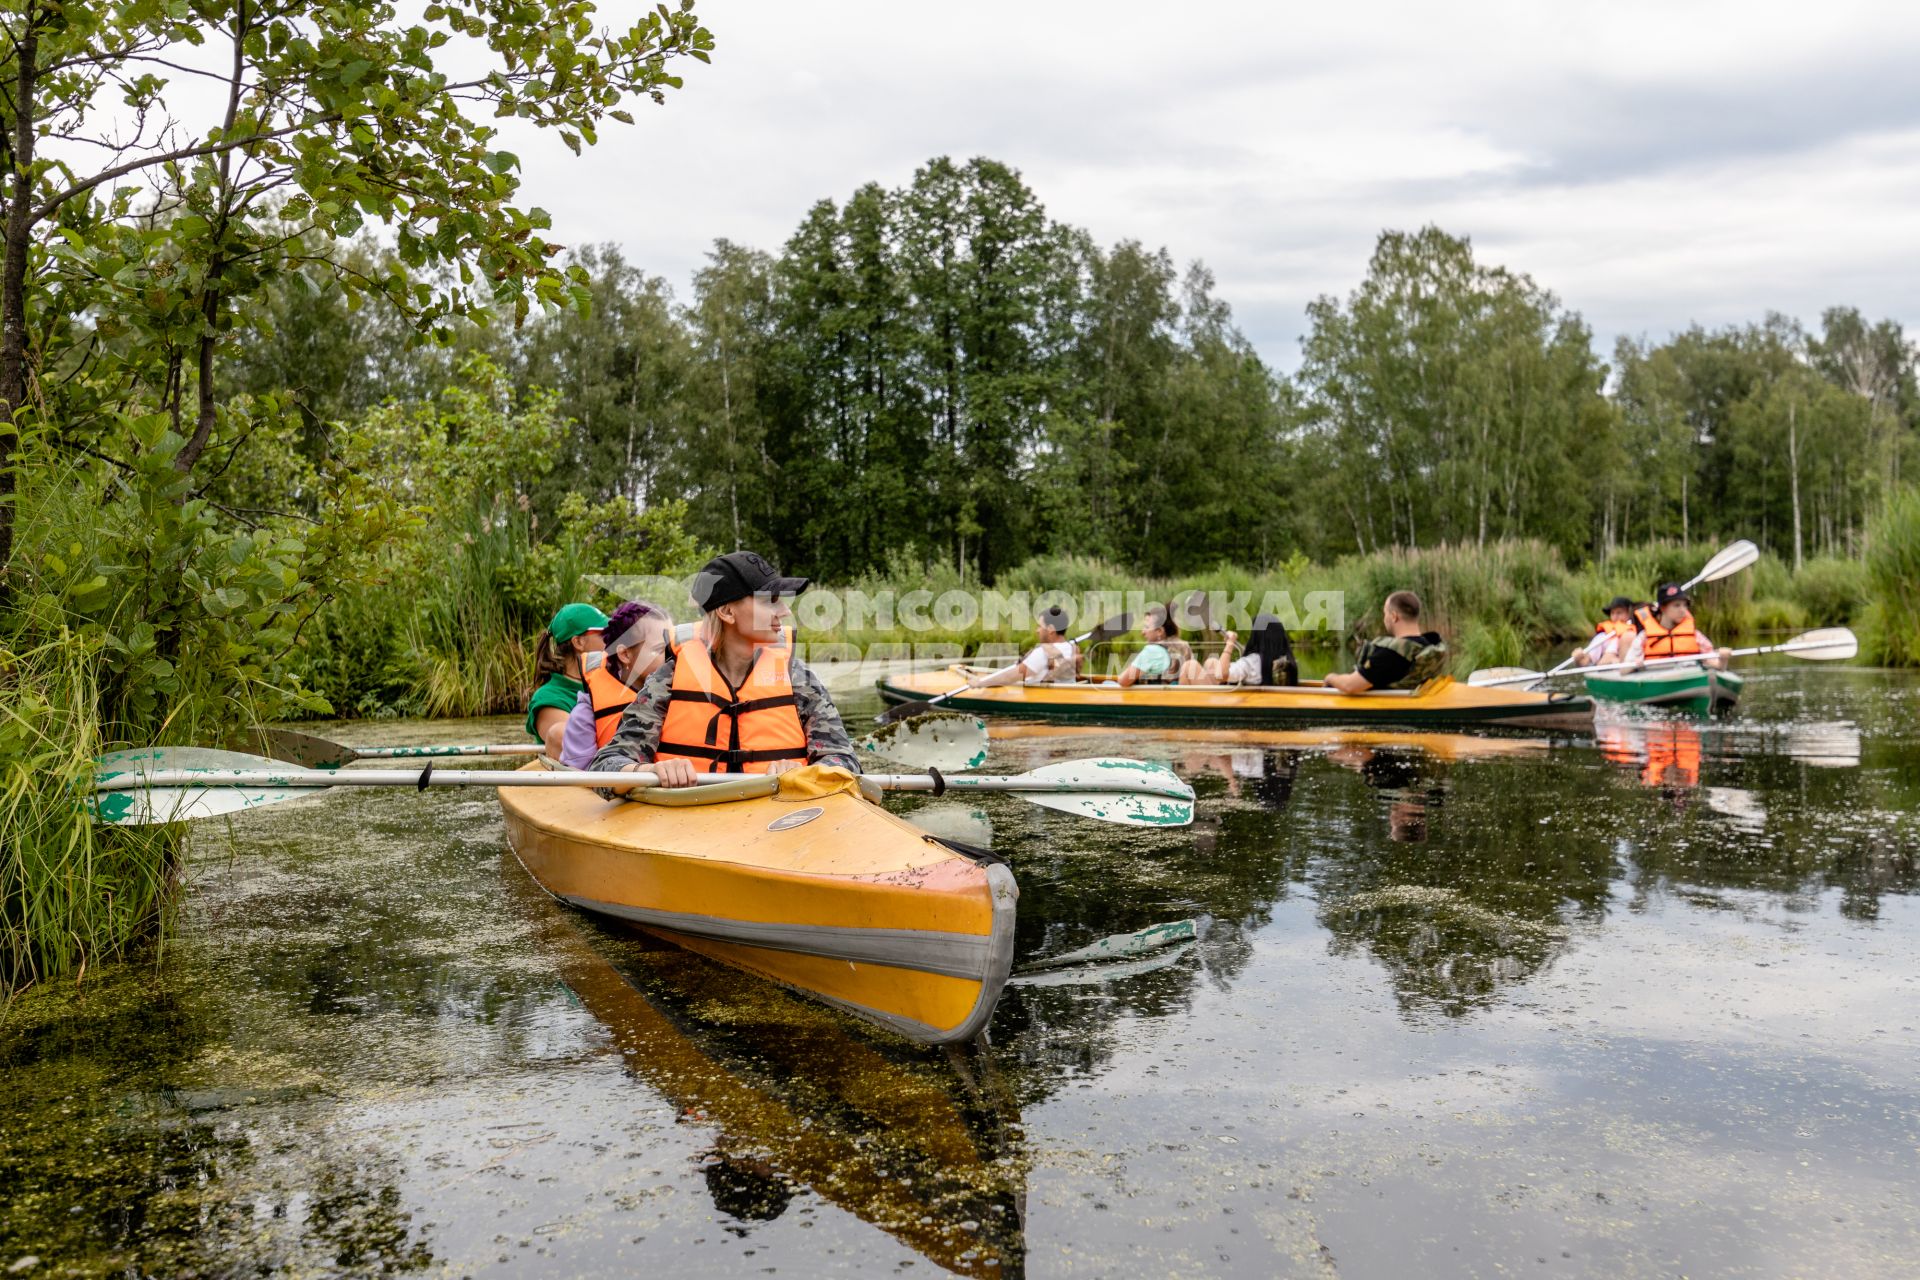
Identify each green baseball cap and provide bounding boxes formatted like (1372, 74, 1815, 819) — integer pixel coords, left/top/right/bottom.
(548, 602, 609, 643)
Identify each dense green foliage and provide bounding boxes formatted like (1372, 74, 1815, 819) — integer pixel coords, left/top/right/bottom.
(0, 0, 714, 987)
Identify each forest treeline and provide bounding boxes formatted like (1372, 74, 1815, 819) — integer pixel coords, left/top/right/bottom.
(225, 155, 1919, 582)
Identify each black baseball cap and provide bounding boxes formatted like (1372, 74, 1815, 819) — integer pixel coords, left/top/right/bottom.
(691, 551, 810, 612)
(1654, 582, 1689, 608)
(1037, 604, 1071, 633)
(1604, 595, 1635, 614)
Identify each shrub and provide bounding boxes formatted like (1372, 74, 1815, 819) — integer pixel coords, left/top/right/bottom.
(1862, 490, 1920, 666)
(1789, 556, 1869, 627)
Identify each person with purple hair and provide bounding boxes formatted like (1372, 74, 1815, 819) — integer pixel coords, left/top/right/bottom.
(557, 600, 675, 767)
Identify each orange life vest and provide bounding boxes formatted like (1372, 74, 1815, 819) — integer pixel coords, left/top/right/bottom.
(1634, 605, 1701, 658)
(655, 635, 808, 773)
(583, 665, 638, 750)
(1595, 618, 1636, 642)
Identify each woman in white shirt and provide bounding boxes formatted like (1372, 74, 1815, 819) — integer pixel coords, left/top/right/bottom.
(1180, 614, 1298, 687)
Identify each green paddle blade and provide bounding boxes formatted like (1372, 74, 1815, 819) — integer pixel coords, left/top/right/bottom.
(1020, 915, 1209, 972)
(1021, 758, 1194, 827)
(91, 747, 324, 826)
(855, 712, 989, 771)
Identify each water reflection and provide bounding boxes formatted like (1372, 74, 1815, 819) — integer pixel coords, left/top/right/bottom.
(502, 861, 1029, 1277)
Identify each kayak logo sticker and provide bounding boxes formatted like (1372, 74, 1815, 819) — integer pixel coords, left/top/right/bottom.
(767, 806, 824, 831)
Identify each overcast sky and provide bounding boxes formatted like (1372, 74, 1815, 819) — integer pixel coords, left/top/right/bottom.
(506, 0, 1920, 371)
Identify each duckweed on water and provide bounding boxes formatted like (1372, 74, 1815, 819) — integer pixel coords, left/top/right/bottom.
(4, 679, 1920, 1276)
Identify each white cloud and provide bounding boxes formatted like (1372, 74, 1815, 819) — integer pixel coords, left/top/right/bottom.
(443, 1, 1920, 368)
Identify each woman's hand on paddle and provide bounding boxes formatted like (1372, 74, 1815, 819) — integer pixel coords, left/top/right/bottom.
(765, 760, 803, 777)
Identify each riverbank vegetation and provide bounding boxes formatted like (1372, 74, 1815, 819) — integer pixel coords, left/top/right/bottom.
(0, 0, 716, 989)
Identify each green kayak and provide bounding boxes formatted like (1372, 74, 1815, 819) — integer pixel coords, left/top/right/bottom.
(1584, 665, 1744, 712)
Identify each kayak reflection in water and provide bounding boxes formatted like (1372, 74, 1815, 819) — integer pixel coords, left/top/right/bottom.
(593, 551, 860, 789)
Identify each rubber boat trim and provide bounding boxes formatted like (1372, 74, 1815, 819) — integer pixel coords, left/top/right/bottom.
(555, 892, 1003, 981)
(651, 861, 1019, 1045)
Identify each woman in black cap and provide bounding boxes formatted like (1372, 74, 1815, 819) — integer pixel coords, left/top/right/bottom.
(1572, 595, 1638, 667)
(591, 551, 858, 788)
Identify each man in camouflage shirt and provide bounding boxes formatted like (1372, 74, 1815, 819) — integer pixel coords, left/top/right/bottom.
(1324, 590, 1449, 693)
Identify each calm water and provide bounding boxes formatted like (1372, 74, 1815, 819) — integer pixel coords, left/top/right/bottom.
(5, 665, 1918, 1277)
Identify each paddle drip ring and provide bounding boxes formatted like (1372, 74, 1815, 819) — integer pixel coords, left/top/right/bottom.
(928, 766, 946, 797)
(416, 762, 434, 791)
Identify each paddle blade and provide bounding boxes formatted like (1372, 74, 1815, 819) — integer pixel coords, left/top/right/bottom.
(1023, 758, 1194, 827)
(1020, 915, 1209, 972)
(906, 804, 995, 847)
(874, 697, 941, 727)
(1684, 539, 1760, 589)
(1779, 627, 1858, 661)
(1172, 588, 1210, 632)
(249, 727, 356, 769)
(1080, 610, 1135, 646)
(857, 713, 989, 771)
(91, 748, 321, 826)
(1467, 666, 1544, 687)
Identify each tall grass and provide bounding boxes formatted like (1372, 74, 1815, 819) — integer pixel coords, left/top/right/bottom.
(1863, 490, 1920, 666)
(0, 637, 180, 990)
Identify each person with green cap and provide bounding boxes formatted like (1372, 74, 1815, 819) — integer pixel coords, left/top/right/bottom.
(527, 602, 608, 759)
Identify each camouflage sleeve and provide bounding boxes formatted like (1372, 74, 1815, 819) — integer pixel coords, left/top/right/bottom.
(589, 662, 675, 797)
(791, 657, 860, 773)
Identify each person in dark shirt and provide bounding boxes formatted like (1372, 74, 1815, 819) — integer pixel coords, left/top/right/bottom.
(1325, 590, 1448, 693)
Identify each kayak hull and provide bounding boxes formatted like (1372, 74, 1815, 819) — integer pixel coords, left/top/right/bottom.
(499, 766, 1016, 1045)
(878, 668, 1594, 733)
(1585, 666, 1745, 712)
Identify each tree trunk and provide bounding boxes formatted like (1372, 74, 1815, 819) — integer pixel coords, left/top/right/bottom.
(1788, 398, 1803, 572)
(0, 6, 41, 603)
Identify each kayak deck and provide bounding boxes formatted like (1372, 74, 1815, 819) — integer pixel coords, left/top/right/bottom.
(499, 765, 1016, 1044)
(878, 667, 1594, 732)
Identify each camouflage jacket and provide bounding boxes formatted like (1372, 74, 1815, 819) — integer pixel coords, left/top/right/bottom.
(589, 653, 858, 789)
(1355, 632, 1449, 690)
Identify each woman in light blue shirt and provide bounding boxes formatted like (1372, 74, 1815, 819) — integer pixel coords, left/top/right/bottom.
(1117, 605, 1192, 688)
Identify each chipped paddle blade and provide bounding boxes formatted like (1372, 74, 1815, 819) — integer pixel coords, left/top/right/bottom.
(90, 747, 326, 826)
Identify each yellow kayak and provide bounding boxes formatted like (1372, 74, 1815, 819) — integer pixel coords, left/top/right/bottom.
(988, 722, 1552, 761)
(880, 667, 1594, 733)
(498, 763, 1017, 1045)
